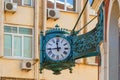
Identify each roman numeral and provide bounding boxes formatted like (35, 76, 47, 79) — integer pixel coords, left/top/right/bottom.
(56, 55, 59, 60)
(52, 39, 55, 43)
(63, 43, 67, 46)
(61, 39, 64, 43)
(61, 54, 64, 58)
(56, 38, 59, 42)
(48, 43, 52, 46)
(47, 48, 51, 50)
(51, 54, 55, 58)
(48, 50, 52, 55)
(63, 51, 67, 55)
(64, 48, 68, 50)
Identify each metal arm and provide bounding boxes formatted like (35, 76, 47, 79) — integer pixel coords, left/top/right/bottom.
(71, 16, 97, 36)
(71, 0, 89, 35)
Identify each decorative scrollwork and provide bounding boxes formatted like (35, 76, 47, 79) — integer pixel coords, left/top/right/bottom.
(73, 4, 104, 59)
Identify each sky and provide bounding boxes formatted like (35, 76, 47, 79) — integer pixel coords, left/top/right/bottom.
(89, 0, 93, 5)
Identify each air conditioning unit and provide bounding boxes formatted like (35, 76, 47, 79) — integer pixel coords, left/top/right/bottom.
(4, 2, 17, 12)
(47, 9, 60, 19)
(21, 60, 32, 70)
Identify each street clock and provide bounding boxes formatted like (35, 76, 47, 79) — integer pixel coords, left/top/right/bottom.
(40, 25, 75, 74)
(40, 4, 104, 75)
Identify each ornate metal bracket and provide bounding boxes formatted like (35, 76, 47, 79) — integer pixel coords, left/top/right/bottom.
(72, 4, 103, 59)
(40, 4, 104, 74)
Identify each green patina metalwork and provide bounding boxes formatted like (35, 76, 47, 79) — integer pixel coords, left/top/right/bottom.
(40, 25, 75, 74)
(73, 5, 103, 59)
(40, 4, 104, 74)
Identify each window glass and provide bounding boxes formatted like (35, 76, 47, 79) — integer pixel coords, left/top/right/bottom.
(14, 36, 22, 56)
(4, 26, 17, 33)
(56, 0, 65, 10)
(24, 37, 32, 58)
(47, 0, 55, 9)
(4, 26, 11, 33)
(4, 26, 33, 59)
(47, 0, 75, 11)
(13, 0, 22, 6)
(23, 0, 32, 6)
(19, 28, 32, 35)
(4, 0, 11, 2)
(66, 0, 75, 11)
(4, 34, 12, 56)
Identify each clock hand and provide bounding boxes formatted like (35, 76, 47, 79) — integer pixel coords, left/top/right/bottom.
(56, 38, 62, 51)
(53, 47, 61, 50)
(47, 47, 61, 50)
(56, 39, 59, 51)
(56, 42, 62, 52)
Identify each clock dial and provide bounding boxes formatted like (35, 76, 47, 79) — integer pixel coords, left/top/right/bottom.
(46, 37, 71, 61)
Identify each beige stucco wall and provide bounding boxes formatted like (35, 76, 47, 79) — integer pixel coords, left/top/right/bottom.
(4, 6, 34, 27)
(1, 1, 38, 79)
(87, 15, 98, 32)
(0, 58, 35, 79)
(92, 0, 103, 12)
(46, 11, 78, 30)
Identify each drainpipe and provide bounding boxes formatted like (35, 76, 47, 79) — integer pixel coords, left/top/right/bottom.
(0, 0, 4, 57)
(34, 0, 39, 79)
(42, 0, 47, 33)
(34, 0, 39, 60)
(38, 0, 47, 79)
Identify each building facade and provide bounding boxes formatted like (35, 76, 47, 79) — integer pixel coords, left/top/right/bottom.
(0, 0, 100, 80)
(0, 0, 40, 79)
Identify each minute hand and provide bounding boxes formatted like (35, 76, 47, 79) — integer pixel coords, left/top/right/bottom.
(47, 47, 61, 50)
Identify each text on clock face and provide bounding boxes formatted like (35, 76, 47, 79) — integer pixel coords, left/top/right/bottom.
(46, 37, 71, 61)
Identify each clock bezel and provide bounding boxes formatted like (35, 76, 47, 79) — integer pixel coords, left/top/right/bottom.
(43, 34, 73, 62)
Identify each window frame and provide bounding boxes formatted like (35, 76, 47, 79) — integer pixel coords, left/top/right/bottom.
(22, 0, 33, 7)
(47, 0, 76, 12)
(4, 0, 33, 7)
(4, 25, 34, 59)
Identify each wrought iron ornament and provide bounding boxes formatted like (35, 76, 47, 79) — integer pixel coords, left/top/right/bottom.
(40, 4, 104, 74)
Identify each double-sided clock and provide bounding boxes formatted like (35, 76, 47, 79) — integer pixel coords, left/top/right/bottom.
(46, 37, 71, 61)
(40, 4, 104, 75)
(40, 25, 75, 74)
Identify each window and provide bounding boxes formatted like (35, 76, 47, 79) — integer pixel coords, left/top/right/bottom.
(4, 0, 33, 6)
(13, 0, 22, 6)
(23, 0, 32, 6)
(4, 26, 33, 59)
(89, 0, 93, 6)
(4, 0, 11, 2)
(47, 0, 76, 11)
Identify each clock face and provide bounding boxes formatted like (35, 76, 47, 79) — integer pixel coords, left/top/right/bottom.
(46, 37, 71, 61)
